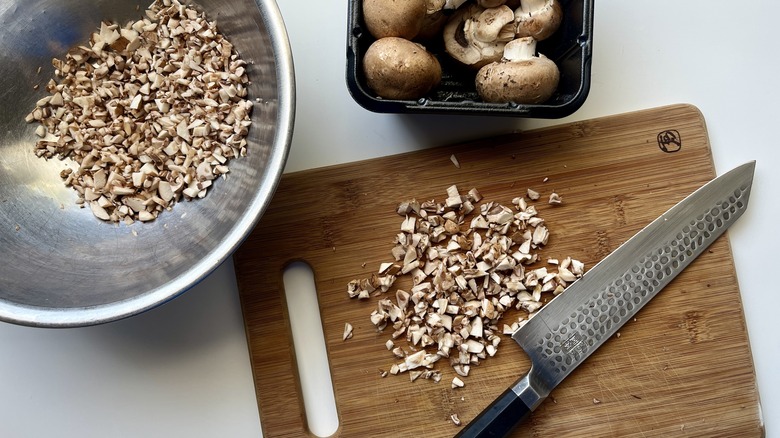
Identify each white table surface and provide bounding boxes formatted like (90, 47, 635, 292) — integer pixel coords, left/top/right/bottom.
(2, 1, 778, 437)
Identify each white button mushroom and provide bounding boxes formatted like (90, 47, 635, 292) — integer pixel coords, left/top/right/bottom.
(475, 36, 560, 104)
(442, 4, 517, 69)
(362, 37, 442, 100)
(513, 0, 563, 41)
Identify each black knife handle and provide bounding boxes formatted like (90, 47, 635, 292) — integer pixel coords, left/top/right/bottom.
(454, 387, 532, 438)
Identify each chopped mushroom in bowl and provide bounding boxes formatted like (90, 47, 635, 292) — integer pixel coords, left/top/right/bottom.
(346, 0, 594, 117)
(0, 0, 295, 327)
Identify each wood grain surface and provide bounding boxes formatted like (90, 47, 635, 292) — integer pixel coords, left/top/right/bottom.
(233, 104, 763, 437)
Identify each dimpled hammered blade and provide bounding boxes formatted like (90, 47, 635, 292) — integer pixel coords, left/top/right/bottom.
(512, 161, 755, 395)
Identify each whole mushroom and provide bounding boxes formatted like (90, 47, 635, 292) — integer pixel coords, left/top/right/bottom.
(417, 0, 449, 41)
(442, 4, 517, 69)
(362, 0, 428, 39)
(514, 0, 562, 41)
(475, 36, 559, 104)
(363, 37, 442, 100)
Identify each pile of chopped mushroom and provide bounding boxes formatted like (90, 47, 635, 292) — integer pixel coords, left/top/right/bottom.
(361, 0, 563, 104)
(346, 185, 583, 384)
(26, 0, 253, 223)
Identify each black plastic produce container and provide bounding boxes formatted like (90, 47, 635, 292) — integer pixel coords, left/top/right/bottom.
(346, 0, 594, 118)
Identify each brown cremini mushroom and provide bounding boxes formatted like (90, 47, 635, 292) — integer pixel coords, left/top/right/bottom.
(514, 0, 562, 41)
(362, 0, 428, 39)
(475, 36, 559, 104)
(443, 4, 516, 69)
(417, 0, 449, 41)
(363, 37, 442, 100)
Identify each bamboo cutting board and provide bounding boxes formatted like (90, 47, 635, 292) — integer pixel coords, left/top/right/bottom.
(233, 105, 763, 437)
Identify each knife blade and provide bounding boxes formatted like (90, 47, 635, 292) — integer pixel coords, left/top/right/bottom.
(455, 161, 756, 438)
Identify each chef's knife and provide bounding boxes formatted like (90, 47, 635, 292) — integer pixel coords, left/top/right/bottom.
(455, 161, 756, 438)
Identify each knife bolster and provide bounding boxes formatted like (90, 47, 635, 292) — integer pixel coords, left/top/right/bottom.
(511, 367, 549, 410)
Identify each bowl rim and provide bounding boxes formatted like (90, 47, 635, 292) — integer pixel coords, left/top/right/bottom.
(0, 0, 296, 328)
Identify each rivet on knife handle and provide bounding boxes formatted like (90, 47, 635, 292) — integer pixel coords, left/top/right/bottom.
(455, 161, 756, 438)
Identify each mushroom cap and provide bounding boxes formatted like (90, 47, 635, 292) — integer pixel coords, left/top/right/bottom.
(443, 4, 516, 69)
(363, 37, 442, 100)
(362, 0, 428, 39)
(475, 55, 560, 104)
(514, 0, 563, 41)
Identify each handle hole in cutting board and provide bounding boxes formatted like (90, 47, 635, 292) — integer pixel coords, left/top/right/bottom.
(282, 261, 339, 437)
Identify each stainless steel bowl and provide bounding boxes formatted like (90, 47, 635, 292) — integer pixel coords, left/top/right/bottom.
(0, 0, 295, 327)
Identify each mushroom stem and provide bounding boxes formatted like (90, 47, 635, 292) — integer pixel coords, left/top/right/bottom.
(504, 36, 536, 61)
(517, 0, 548, 13)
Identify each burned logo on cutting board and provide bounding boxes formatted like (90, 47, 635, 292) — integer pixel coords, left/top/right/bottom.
(658, 130, 682, 153)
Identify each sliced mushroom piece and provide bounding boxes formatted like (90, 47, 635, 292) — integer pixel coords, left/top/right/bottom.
(405, 349, 427, 370)
(548, 192, 563, 205)
(475, 37, 560, 104)
(343, 322, 354, 340)
(443, 4, 516, 69)
(138, 210, 156, 222)
(570, 258, 585, 276)
(513, 0, 563, 41)
(451, 376, 465, 388)
(89, 202, 111, 221)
